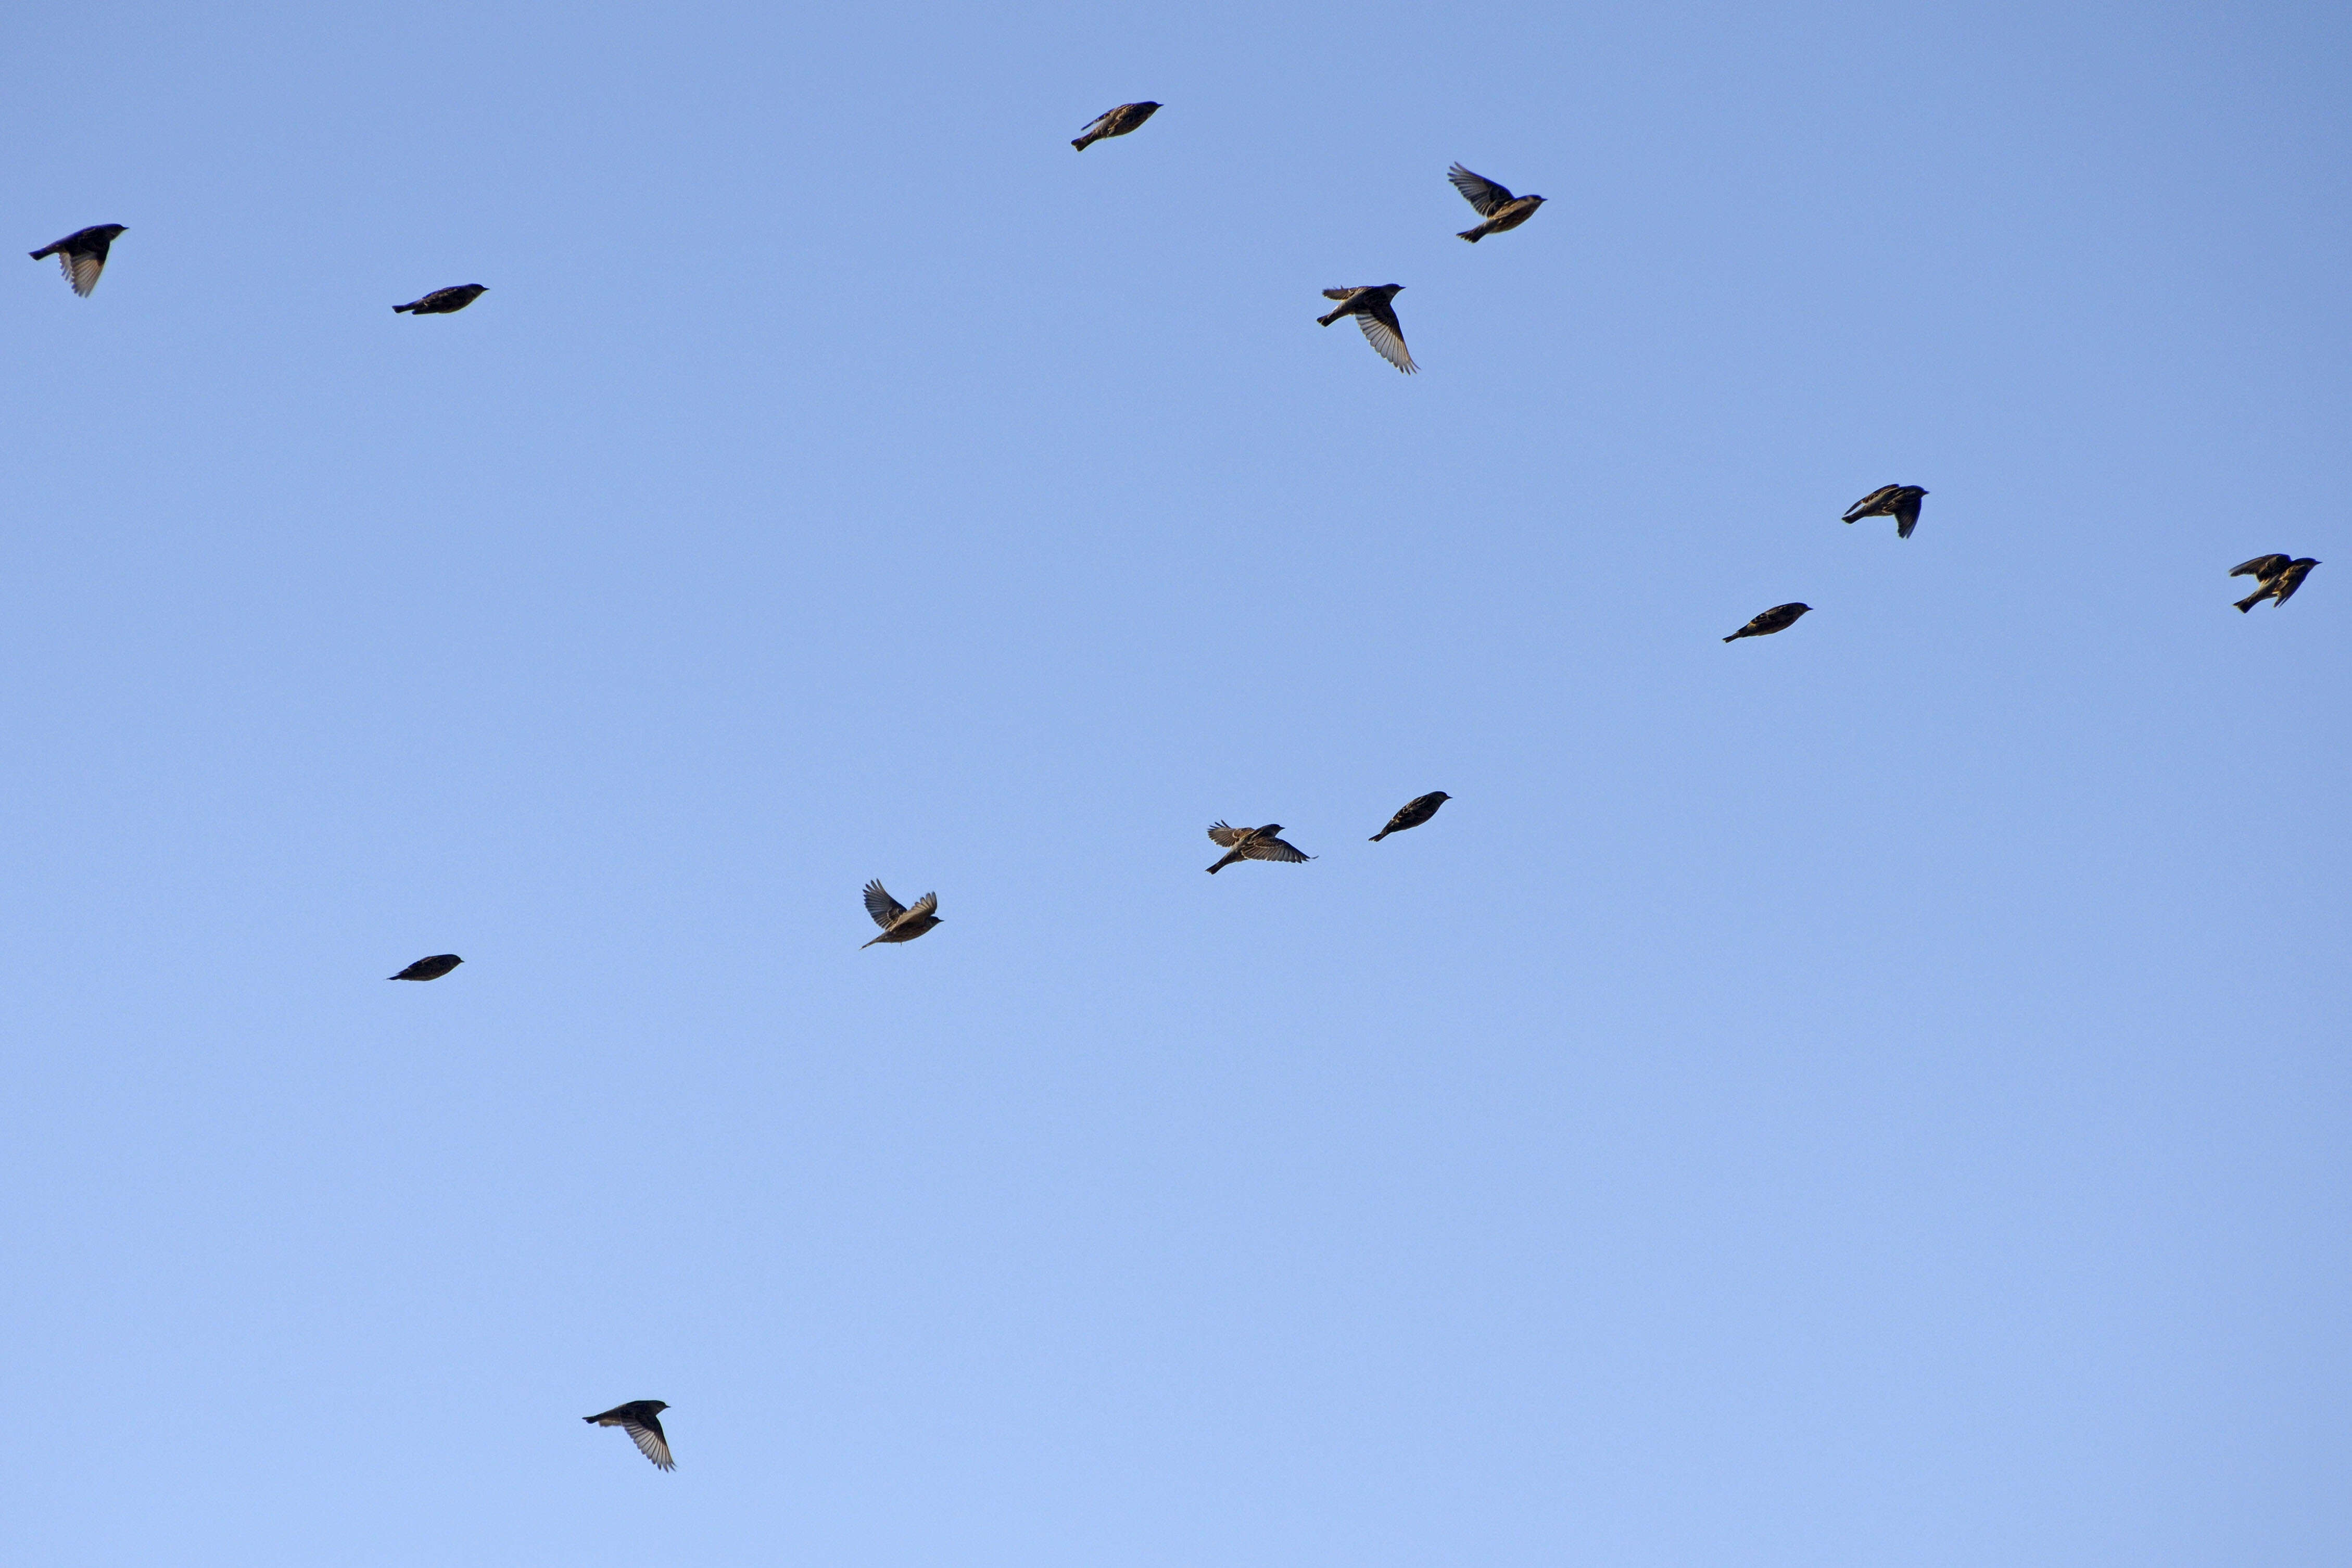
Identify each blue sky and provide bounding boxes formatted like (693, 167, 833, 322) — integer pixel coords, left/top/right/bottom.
(5, 2, 2347, 1564)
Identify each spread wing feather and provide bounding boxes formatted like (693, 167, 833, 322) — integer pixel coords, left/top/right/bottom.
(863, 879, 906, 928)
(1447, 163, 1513, 216)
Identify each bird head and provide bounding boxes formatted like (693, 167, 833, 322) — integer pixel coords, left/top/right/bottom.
(1790, 604, 1814, 616)
(95, 224, 128, 240)
(2295, 558, 2321, 567)
(1428, 792, 1451, 802)
(1525, 196, 1546, 207)
(1259, 825, 1283, 836)
(647, 1401, 670, 1413)
(1140, 101, 1162, 109)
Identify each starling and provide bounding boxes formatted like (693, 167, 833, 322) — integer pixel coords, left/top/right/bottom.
(2232, 554, 2320, 611)
(583, 1401, 674, 1471)
(862, 880, 942, 946)
(1206, 821, 1314, 874)
(388, 954, 463, 981)
(1370, 791, 1450, 841)
(1723, 603, 1812, 642)
(1317, 286, 1415, 374)
(1072, 102, 1161, 150)
(393, 284, 488, 315)
(1843, 484, 1928, 539)
(30, 224, 127, 297)
(1446, 165, 1545, 243)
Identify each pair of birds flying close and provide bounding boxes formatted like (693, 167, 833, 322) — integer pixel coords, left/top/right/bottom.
(1317, 165, 1548, 375)
(2231, 554, 2321, 611)
(584, 1401, 674, 1471)
(1721, 485, 1929, 643)
(1206, 791, 1453, 871)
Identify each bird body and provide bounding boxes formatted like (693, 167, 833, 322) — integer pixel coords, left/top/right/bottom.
(1317, 285, 1415, 374)
(2233, 554, 2320, 611)
(389, 954, 463, 981)
(1073, 102, 1161, 150)
(1724, 603, 1813, 642)
(1206, 821, 1314, 874)
(862, 880, 941, 946)
(1371, 792, 1450, 841)
(1446, 165, 1544, 242)
(393, 284, 488, 315)
(1843, 484, 1927, 538)
(584, 1401, 674, 1471)
(30, 224, 127, 297)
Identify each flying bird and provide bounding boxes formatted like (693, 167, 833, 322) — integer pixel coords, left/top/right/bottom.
(2232, 554, 2320, 611)
(1206, 822, 1314, 874)
(30, 224, 127, 297)
(1073, 102, 1161, 150)
(393, 284, 488, 315)
(583, 1401, 673, 1471)
(1724, 603, 1813, 642)
(1371, 792, 1450, 841)
(1317, 286, 1415, 374)
(388, 954, 463, 981)
(1446, 165, 1544, 242)
(1843, 484, 1928, 538)
(862, 880, 941, 946)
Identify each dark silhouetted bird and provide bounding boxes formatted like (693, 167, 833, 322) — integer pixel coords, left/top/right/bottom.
(1724, 603, 1813, 642)
(1447, 165, 1544, 242)
(389, 954, 463, 981)
(1843, 484, 1927, 538)
(862, 881, 941, 946)
(1371, 792, 1450, 841)
(1073, 102, 1161, 150)
(1206, 822, 1314, 874)
(30, 225, 127, 297)
(584, 1401, 673, 1471)
(1317, 286, 1415, 374)
(2233, 554, 2320, 611)
(393, 284, 487, 315)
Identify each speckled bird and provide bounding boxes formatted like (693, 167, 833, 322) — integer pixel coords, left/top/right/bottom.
(1370, 792, 1450, 841)
(389, 954, 463, 981)
(1206, 822, 1314, 874)
(2232, 554, 2320, 612)
(862, 880, 941, 946)
(393, 284, 487, 315)
(30, 224, 127, 297)
(1447, 165, 1544, 243)
(1723, 603, 1812, 642)
(1843, 484, 1928, 539)
(583, 1401, 674, 1471)
(1317, 286, 1415, 374)
(1072, 102, 1161, 150)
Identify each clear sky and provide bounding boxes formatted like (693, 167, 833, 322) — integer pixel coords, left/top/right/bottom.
(5, 2, 2347, 1564)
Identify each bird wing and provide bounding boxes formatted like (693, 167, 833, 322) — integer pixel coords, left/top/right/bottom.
(1355, 302, 1417, 373)
(1076, 107, 1121, 138)
(1321, 288, 1363, 302)
(1893, 492, 1922, 538)
(2230, 554, 2291, 580)
(64, 251, 106, 296)
(1447, 163, 1514, 216)
(1842, 485, 1900, 522)
(863, 879, 907, 928)
(1244, 835, 1312, 863)
(623, 1419, 675, 1471)
(1207, 821, 1246, 847)
(899, 891, 939, 924)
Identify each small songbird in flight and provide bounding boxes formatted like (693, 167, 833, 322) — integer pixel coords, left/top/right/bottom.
(1724, 603, 1813, 642)
(393, 284, 488, 315)
(1843, 484, 1928, 539)
(1370, 792, 1450, 841)
(389, 954, 463, 981)
(1206, 822, 1314, 874)
(1446, 165, 1544, 243)
(1073, 102, 1161, 150)
(583, 1401, 674, 1471)
(30, 225, 128, 297)
(862, 880, 942, 946)
(1317, 286, 1415, 374)
(2232, 554, 2320, 611)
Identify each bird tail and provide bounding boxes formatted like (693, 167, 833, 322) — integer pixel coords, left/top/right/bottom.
(1072, 133, 1099, 151)
(29, 246, 55, 260)
(1457, 227, 1483, 243)
(861, 932, 886, 947)
(2234, 593, 2264, 612)
(1722, 631, 1744, 642)
(1316, 310, 1342, 326)
(1370, 829, 1389, 841)
(392, 302, 415, 313)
